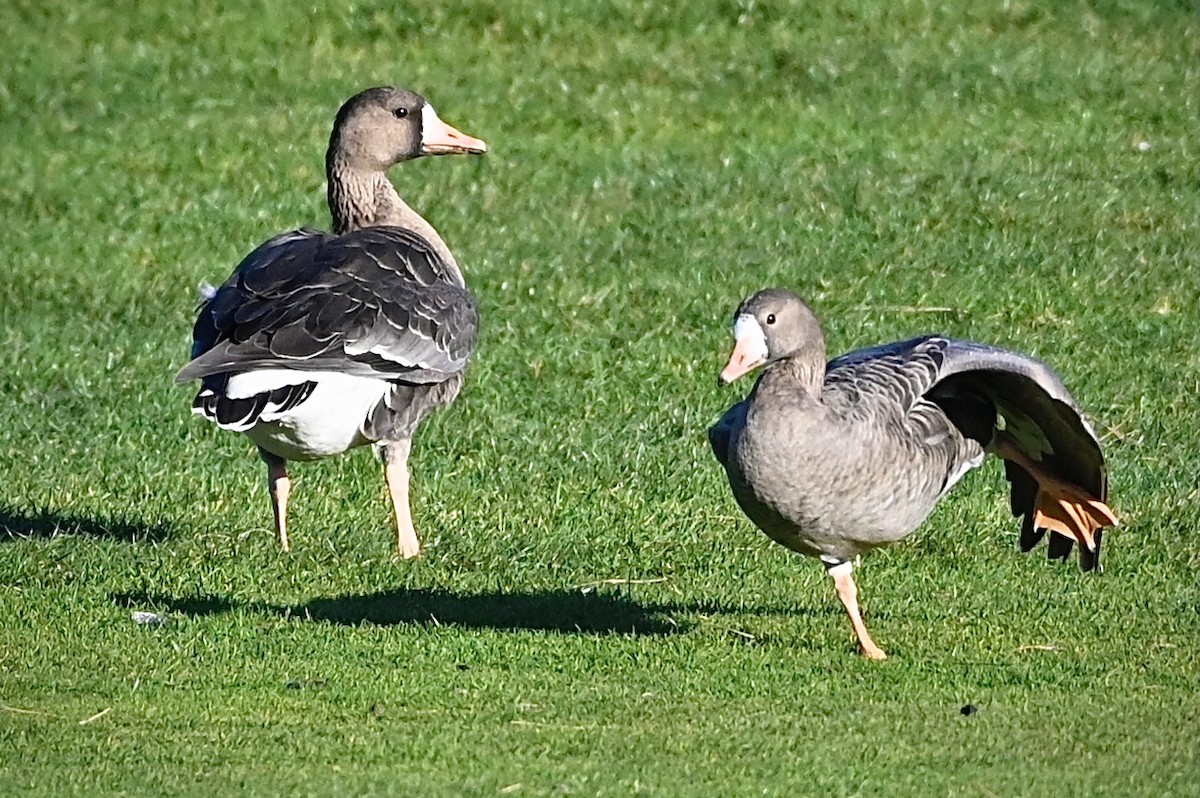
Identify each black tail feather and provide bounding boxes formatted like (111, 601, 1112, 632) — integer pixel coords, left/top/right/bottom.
(192, 377, 317, 431)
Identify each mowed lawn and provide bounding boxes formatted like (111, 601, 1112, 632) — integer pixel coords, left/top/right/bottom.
(0, 1, 1195, 795)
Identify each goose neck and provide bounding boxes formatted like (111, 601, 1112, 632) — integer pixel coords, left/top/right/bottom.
(325, 161, 462, 278)
(762, 352, 826, 397)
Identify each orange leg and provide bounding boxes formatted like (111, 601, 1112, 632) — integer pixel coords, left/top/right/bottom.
(991, 435, 1117, 552)
(828, 562, 887, 660)
(382, 441, 421, 559)
(261, 450, 292, 552)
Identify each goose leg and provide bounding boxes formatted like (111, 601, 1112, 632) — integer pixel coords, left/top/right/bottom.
(990, 433, 1117, 552)
(382, 440, 421, 559)
(826, 561, 887, 660)
(260, 448, 292, 552)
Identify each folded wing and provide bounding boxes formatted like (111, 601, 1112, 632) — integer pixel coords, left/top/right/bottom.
(177, 226, 478, 385)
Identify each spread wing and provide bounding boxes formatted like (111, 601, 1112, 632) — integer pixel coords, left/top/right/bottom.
(828, 336, 1113, 570)
(177, 226, 478, 384)
(928, 339, 1105, 495)
(927, 339, 1113, 570)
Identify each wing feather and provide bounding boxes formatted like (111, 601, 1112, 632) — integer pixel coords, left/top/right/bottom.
(177, 226, 478, 384)
(931, 340, 1105, 501)
(826, 336, 947, 415)
(826, 336, 1110, 569)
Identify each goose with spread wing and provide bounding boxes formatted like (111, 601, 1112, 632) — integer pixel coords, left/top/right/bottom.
(177, 86, 487, 557)
(708, 289, 1117, 659)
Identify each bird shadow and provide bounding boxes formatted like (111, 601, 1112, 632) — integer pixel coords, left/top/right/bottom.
(112, 587, 689, 636)
(1, 504, 171, 544)
(113, 592, 233, 617)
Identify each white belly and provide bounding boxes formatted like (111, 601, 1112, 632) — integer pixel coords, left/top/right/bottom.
(229, 369, 390, 461)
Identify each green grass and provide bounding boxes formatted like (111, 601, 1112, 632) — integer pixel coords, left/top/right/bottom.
(0, 0, 1196, 795)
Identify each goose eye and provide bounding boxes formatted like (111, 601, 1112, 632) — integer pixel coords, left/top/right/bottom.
(766, 314, 776, 325)
(392, 107, 409, 119)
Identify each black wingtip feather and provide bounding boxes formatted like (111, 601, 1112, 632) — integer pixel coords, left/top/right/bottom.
(1019, 512, 1046, 553)
(1046, 532, 1074, 563)
(1018, 516, 1102, 573)
(1078, 529, 1102, 573)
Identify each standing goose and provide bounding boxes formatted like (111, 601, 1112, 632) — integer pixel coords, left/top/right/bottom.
(176, 86, 487, 557)
(708, 289, 1117, 659)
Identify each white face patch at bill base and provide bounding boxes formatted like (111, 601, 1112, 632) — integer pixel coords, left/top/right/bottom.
(732, 314, 770, 363)
(420, 103, 443, 145)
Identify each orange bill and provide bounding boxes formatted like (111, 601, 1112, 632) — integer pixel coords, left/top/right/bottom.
(420, 105, 487, 155)
(718, 337, 767, 386)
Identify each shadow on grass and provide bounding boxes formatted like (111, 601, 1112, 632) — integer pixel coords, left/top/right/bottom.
(113, 588, 687, 636)
(113, 592, 233, 617)
(1, 504, 171, 543)
(297, 588, 687, 635)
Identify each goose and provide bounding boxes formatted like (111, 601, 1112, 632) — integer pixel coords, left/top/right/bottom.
(176, 86, 487, 557)
(708, 289, 1118, 659)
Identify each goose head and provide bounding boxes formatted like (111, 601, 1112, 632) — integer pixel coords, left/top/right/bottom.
(326, 86, 487, 174)
(718, 289, 826, 386)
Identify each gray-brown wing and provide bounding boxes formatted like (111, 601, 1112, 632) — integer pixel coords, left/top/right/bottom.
(825, 336, 983, 497)
(924, 339, 1109, 570)
(825, 336, 948, 414)
(928, 339, 1105, 496)
(708, 399, 749, 468)
(828, 336, 1109, 569)
(176, 226, 477, 384)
